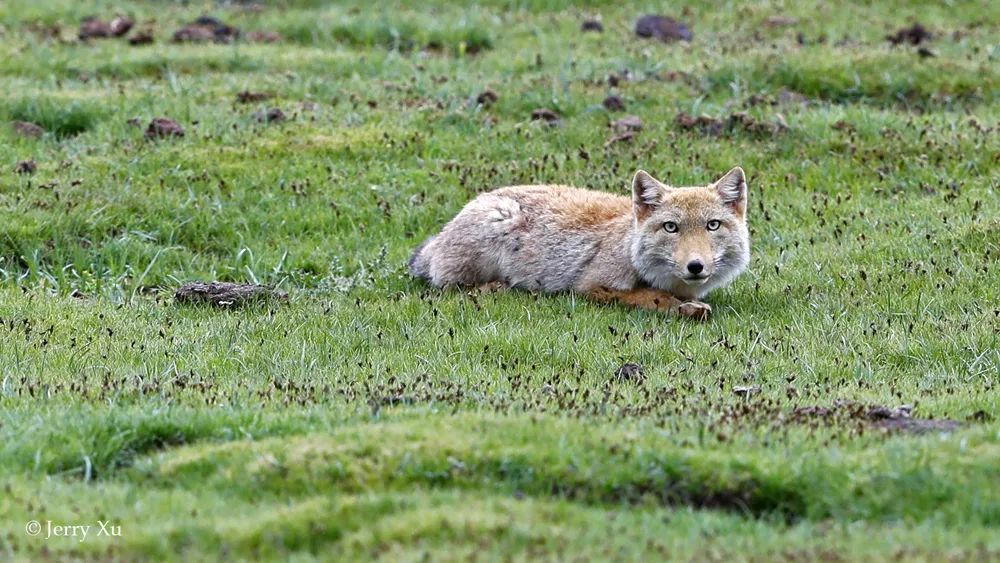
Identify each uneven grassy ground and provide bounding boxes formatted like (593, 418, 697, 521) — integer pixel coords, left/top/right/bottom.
(1, 0, 998, 560)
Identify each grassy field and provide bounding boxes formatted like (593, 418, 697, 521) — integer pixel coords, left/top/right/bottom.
(1, 0, 998, 560)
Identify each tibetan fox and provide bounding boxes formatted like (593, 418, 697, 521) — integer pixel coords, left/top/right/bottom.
(409, 167, 750, 320)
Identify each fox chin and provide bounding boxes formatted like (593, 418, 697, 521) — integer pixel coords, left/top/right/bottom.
(409, 167, 751, 320)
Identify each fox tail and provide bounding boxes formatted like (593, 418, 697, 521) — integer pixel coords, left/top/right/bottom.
(407, 236, 436, 279)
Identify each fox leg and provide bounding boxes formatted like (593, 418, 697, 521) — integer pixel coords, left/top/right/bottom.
(584, 287, 712, 321)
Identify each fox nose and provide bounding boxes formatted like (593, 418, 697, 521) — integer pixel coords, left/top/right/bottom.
(686, 260, 704, 275)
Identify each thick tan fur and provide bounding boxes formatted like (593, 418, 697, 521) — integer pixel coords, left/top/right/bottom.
(410, 168, 750, 320)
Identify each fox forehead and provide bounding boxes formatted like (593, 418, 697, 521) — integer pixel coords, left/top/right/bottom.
(655, 187, 733, 222)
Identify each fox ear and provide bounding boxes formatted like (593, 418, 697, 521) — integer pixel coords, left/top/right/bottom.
(714, 166, 748, 218)
(632, 170, 667, 220)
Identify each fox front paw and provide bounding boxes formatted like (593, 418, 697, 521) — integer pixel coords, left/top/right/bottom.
(677, 301, 712, 321)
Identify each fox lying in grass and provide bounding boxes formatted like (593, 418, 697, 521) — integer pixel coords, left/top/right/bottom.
(409, 167, 750, 320)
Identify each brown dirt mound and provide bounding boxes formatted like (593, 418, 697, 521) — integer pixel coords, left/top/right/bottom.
(175, 282, 288, 308)
(14, 160, 37, 175)
(12, 121, 45, 138)
(635, 15, 692, 42)
(145, 118, 185, 139)
(887, 23, 932, 46)
(602, 95, 626, 111)
(675, 111, 787, 137)
(791, 401, 961, 434)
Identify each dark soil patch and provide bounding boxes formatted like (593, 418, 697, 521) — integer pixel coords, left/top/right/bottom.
(635, 15, 692, 42)
(173, 16, 239, 44)
(791, 401, 961, 434)
(175, 282, 287, 309)
(78, 15, 132, 40)
(476, 88, 498, 106)
(253, 108, 287, 123)
(581, 19, 603, 33)
(78, 17, 112, 40)
(144, 118, 185, 139)
(236, 90, 273, 104)
(14, 160, 37, 175)
(602, 95, 625, 111)
(12, 121, 45, 138)
(530, 108, 560, 125)
(675, 111, 787, 137)
(886, 23, 932, 46)
(613, 362, 646, 384)
(128, 29, 155, 46)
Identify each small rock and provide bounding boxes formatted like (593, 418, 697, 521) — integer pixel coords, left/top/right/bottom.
(613, 362, 646, 383)
(635, 15, 692, 42)
(530, 108, 560, 125)
(476, 88, 499, 106)
(602, 95, 625, 111)
(145, 118, 185, 139)
(253, 108, 286, 123)
(610, 115, 643, 133)
(175, 281, 287, 309)
(109, 15, 134, 37)
(12, 121, 45, 138)
(917, 46, 936, 58)
(886, 23, 932, 45)
(14, 160, 37, 175)
(581, 19, 604, 32)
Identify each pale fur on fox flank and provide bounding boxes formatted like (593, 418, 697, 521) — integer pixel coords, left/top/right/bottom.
(409, 167, 750, 319)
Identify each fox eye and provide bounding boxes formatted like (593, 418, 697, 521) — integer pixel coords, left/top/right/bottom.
(663, 221, 679, 233)
(706, 220, 722, 231)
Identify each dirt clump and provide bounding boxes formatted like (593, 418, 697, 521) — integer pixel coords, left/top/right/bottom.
(791, 401, 961, 434)
(145, 118, 185, 139)
(128, 29, 155, 46)
(886, 23, 932, 46)
(173, 16, 239, 44)
(14, 160, 37, 175)
(531, 108, 560, 125)
(476, 89, 499, 106)
(12, 121, 45, 138)
(175, 282, 288, 308)
(581, 19, 603, 33)
(236, 90, 273, 104)
(253, 108, 287, 123)
(109, 16, 134, 37)
(613, 362, 646, 384)
(675, 111, 787, 137)
(602, 95, 626, 111)
(635, 15, 692, 42)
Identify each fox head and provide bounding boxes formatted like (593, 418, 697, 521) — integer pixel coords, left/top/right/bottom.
(629, 167, 750, 299)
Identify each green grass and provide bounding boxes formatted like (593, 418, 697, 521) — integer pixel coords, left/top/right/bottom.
(1, 0, 998, 560)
